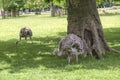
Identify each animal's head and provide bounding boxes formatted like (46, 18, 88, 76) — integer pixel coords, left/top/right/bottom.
(53, 49, 63, 56)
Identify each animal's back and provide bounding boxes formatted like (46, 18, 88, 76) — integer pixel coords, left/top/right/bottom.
(20, 27, 32, 37)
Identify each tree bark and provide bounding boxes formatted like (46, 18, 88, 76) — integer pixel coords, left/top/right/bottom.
(2, 0, 5, 19)
(66, 0, 111, 59)
(1, 10, 6, 19)
(12, 8, 16, 17)
(50, 2, 56, 17)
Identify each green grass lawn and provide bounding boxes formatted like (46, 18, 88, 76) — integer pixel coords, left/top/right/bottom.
(0, 12, 120, 80)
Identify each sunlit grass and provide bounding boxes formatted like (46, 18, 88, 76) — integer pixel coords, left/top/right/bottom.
(99, 9, 120, 28)
(100, 15, 120, 28)
(0, 12, 120, 80)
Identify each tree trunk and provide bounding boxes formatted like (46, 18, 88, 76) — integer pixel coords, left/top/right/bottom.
(66, 0, 111, 59)
(12, 7, 17, 17)
(2, 0, 5, 19)
(50, 2, 56, 17)
(1, 10, 6, 19)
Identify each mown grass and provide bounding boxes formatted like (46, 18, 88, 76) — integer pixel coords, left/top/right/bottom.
(0, 12, 120, 80)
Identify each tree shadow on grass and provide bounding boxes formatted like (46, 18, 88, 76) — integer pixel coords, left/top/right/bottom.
(0, 29, 120, 73)
(104, 27, 120, 50)
(77, 28, 120, 70)
(0, 32, 66, 73)
(0, 39, 52, 72)
(38, 28, 120, 71)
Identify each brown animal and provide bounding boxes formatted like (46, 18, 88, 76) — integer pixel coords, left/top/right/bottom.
(16, 27, 33, 44)
(53, 34, 87, 64)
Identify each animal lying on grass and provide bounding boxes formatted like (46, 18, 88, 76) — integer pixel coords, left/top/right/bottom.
(16, 27, 33, 44)
(53, 34, 87, 64)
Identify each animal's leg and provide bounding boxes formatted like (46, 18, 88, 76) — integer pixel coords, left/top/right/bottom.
(20, 36, 22, 41)
(30, 36, 33, 43)
(67, 52, 71, 64)
(75, 55, 78, 64)
(16, 36, 21, 44)
(67, 56, 71, 64)
(25, 36, 27, 40)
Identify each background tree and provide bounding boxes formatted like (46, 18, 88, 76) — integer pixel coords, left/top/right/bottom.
(44, 0, 57, 16)
(66, 0, 111, 59)
(0, 0, 2, 8)
(0, 0, 7, 18)
(7, 0, 25, 17)
(24, 0, 44, 15)
(44, 0, 66, 16)
(96, 0, 120, 7)
(0, 0, 25, 18)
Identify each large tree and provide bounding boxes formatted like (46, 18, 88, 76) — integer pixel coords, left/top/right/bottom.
(66, 0, 112, 59)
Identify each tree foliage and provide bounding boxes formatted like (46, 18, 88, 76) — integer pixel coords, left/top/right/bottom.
(96, 0, 120, 7)
(1, 0, 120, 18)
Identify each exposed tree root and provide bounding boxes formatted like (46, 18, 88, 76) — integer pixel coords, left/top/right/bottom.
(110, 48, 120, 53)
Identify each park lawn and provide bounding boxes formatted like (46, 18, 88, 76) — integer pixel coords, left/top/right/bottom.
(0, 12, 120, 80)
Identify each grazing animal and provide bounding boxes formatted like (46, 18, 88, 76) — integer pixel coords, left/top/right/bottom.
(16, 27, 33, 44)
(53, 34, 86, 64)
